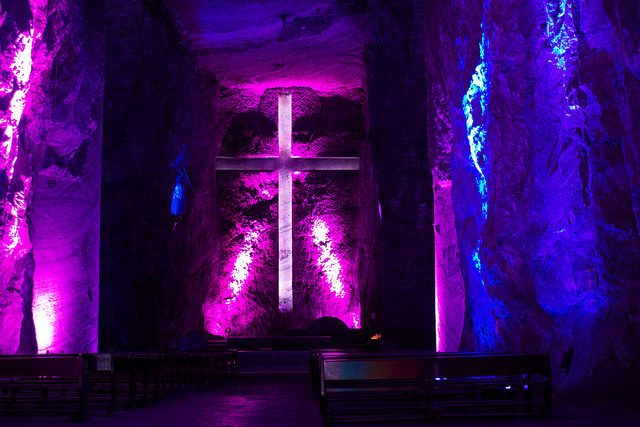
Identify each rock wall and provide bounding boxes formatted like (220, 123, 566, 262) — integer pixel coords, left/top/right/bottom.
(29, 0, 104, 354)
(366, 0, 435, 349)
(0, 0, 104, 354)
(205, 87, 364, 335)
(100, 0, 214, 350)
(425, 0, 467, 352)
(0, 0, 41, 355)
(427, 0, 640, 398)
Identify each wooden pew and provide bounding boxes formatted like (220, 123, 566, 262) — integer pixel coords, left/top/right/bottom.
(312, 350, 449, 400)
(431, 353, 551, 418)
(204, 350, 238, 381)
(0, 354, 90, 420)
(113, 353, 168, 409)
(0, 350, 238, 421)
(85, 352, 173, 412)
(316, 352, 551, 423)
(319, 352, 436, 422)
(310, 347, 384, 399)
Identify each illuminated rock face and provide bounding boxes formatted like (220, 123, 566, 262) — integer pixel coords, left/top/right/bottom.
(426, 0, 640, 397)
(0, 0, 38, 355)
(207, 170, 278, 335)
(168, 0, 369, 96)
(101, 1, 368, 345)
(0, 0, 103, 354)
(294, 172, 360, 329)
(29, 1, 104, 355)
(207, 88, 363, 335)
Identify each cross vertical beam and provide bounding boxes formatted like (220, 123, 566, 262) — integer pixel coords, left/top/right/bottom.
(278, 93, 293, 312)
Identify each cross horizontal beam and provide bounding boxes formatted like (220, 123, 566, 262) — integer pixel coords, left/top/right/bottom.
(216, 157, 360, 171)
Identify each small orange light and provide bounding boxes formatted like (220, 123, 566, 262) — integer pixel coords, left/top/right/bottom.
(371, 334, 381, 340)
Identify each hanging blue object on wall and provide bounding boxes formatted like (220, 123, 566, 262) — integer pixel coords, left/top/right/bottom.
(171, 178, 186, 216)
(170, 146, 192, 217)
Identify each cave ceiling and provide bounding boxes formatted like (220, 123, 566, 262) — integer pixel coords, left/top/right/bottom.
(167, 0, 369, 95)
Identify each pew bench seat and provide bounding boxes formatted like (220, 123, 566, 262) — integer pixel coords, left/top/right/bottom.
(0, 350, 238, 421)
(0, 354, 90, 420)
(316, 352, 551, 423)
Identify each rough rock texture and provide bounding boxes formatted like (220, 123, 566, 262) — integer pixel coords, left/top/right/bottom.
(0, 0, 104, 354)
(293, 171, 360, 327)
(205, 87, 363, 335)
(168, 0, 369, 95)
(209, 169, 278, 335)
(29, 0, 104, 354)
(425, 0, 488, 355)
(366, 0, 435, 349)
(100, 0, 214, 350)
(292, 90, 362, 330)
(427, 0, 640, 399)
(0, 0, 40, 355)
(425, 3, 466, 351)
(101, 0, 370, 346)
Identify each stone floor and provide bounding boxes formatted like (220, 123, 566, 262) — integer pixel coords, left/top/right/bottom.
(1, 374, 639, 426)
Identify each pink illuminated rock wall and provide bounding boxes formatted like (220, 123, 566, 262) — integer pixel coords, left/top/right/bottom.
(426, 15, 466, 351)
(168, 0, 370, 338)
(206, 87, 363, 335)
(208, 170, 278, 335)
(426, 0, 640, 399)
(291, 91, 362, 329)
(0, 0, 40, 355)
(0, 0, 104, 354)
(293, 171, 360, 329)
(29, 0, 104, 354)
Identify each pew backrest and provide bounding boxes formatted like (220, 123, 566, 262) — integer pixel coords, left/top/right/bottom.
(318, 352, 550, 397)
(0, 354, 84, 380)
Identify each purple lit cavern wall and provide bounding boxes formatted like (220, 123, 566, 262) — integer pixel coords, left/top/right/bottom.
(426, 0, 640, 397)
(206, 87, 363, 335)
(295, 178, 360, 329)
(0, 0, 104, 354)
(206, 170, 278, 335)
(0, 0, 40, 355)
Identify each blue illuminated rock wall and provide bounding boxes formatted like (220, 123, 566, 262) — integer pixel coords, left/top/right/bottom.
(428, 0, 640, 398)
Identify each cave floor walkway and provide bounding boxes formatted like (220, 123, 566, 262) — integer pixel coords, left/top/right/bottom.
(1, 373, 639, 426)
